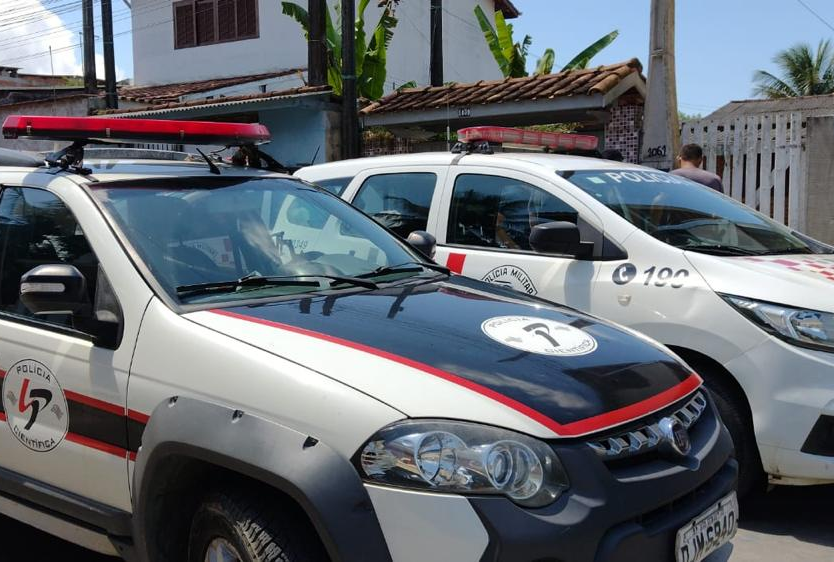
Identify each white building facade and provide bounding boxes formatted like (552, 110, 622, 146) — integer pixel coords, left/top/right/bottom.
(131, 0, 511, 88)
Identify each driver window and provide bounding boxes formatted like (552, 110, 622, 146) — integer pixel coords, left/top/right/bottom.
(0, 187, 99, 327)
(350, 173, 437, 238)
(448, 174, 578, 250)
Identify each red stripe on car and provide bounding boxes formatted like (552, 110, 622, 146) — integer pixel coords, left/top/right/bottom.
(211, 309, 702, 437)
(66, 433, 128, 458)
(65, 390, 125, 416)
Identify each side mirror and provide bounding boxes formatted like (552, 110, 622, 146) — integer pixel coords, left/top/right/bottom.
(407, 230, 437, 259)
(20, 264, 87, 315)
(529, 221, 583, 256)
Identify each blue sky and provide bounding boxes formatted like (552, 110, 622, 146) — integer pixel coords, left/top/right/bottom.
(510, 0, 834, 115)
(4, 0, 834, 116)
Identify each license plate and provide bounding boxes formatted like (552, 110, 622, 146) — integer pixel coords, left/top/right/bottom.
(675, 491, 738, 562)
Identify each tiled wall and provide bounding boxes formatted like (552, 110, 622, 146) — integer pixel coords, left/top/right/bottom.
(605, 101, 643, 163)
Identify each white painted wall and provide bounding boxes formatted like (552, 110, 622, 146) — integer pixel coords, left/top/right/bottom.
(132, 0, 503, 89)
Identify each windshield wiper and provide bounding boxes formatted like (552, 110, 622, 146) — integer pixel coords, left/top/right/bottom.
(359, 261, 450, 278)
(176, 274, 378, 298)
(678, 244, 761, 256)
(758, 248, 815, 256)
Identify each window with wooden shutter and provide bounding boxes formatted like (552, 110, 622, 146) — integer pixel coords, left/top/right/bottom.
(173, 0, 258, 49)
(174, 2, 195, 49)
(217, 0, 236, 41)
(236, 0, 258, 39)
(195, 0, 216, 45)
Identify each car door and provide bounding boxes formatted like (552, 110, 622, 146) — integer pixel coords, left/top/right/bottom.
(434, 168, 610, 310)
(342, 167, 448, 240)
(0, 184, 144, 512)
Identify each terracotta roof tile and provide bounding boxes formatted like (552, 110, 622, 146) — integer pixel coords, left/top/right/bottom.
(118, 69, 305, 104)
(97, 85, 331, 115)
(361, 59, 643, 115)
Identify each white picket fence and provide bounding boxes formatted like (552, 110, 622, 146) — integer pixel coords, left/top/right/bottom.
(680, 113, 806, 230)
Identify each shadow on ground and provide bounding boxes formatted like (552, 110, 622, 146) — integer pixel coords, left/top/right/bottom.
(3, 485, 833, 561)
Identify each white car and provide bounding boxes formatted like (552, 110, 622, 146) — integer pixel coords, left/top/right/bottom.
(296, 127, 834, 495)
(0, 116, 737, 562)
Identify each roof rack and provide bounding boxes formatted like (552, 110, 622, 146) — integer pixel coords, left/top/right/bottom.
(452, 126, 600, 155)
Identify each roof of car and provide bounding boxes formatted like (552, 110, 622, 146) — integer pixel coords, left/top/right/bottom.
(0, 146, 303, 183)
(295, 151, 645, 181)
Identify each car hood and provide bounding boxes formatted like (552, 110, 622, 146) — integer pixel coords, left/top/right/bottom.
(685, 253, 834, 313)
(186, 276, 700, 439)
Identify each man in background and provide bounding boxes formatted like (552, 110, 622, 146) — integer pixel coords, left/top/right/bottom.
(670, 144, 724, 193)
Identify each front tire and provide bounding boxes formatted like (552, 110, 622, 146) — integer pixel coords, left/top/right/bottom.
(188, 487, 328, 562)
(696, 365, 766, 498)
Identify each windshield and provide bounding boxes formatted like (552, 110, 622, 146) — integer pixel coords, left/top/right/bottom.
(565, 169, 827, 256)
(90, 177, 426, 304)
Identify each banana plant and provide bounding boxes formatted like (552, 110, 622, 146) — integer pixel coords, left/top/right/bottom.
(474, 6, 618, 77)
(281, 0, 399, 100)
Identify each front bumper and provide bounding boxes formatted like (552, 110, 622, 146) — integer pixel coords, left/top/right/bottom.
(724, 335, 834, 483)
(367, 394, 736, 562)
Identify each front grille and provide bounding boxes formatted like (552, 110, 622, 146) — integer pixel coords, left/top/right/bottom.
(587, 391, 707, 461)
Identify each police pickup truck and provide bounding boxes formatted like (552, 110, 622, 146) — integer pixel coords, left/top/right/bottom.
(296, 126, 834, 497)
(0, 116, 735, 562)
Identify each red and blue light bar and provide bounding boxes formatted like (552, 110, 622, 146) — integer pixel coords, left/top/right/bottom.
(1, 115, 271, 146)
(458, 126, 599, 152)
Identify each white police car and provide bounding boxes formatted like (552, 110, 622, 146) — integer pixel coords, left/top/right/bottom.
(0, 116, 735, 562)
(296, 125, 834, 496)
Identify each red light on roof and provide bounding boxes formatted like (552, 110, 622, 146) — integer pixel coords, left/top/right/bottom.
(1, 115, 271, 146)
(458, 126, 599, 152)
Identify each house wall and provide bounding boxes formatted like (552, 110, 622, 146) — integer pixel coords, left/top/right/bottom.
(604, 99, 643, 164)
(132, 0, 502, 89)
(259, 106, 334, 167)
(803, 116, 834, 244)
(0, 96, 92, 152)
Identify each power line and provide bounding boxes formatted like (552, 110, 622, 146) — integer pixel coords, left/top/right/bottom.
(795, 0, 834, 32)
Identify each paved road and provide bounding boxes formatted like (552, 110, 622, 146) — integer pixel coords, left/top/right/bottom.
(3, 485, 832, 561)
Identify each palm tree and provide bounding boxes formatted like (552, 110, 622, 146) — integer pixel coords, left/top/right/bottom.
(281, 0, 399, 100)
(473, 6, 618, 78)
(753, 39, 834, 98)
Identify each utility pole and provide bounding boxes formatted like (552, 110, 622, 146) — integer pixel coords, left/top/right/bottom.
(100, 0, 118, 109)
(430, 0, 443, 86)
(82, 0, 97, 94)
(341, 0, 360, 159)
(308, 0, 327, 86)
(641, 0, 680, 170)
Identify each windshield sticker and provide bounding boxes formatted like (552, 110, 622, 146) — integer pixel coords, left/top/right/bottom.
(482, 265, 538, 295)
(2, 360, 68, 452)
(175, 237, 234, 268)
(586, 176, 606, 184)
(612, 264, 689, 288)
(482, 316, 597, 356)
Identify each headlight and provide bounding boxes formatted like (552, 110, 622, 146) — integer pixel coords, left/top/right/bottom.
(356, 420, 568, 508)
(723, 295, 834, 352)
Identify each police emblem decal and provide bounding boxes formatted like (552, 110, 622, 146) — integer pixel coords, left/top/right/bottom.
(481, 316, 598, 356)
(2, 360, 68, 452)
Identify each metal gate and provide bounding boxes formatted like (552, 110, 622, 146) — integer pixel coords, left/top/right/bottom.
(680, 113, 806, 230)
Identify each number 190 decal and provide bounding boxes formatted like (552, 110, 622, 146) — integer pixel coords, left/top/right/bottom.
(612, 263, 689, 289)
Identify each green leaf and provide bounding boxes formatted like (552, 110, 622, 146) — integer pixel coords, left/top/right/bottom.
(561, 29, 619, 71)
(360, 4, 398, 100)
(474, 5, 510, 76)
(494, 11, 515, 62)
(534, 48, 555, 75)
(281, 2, 310, 38)
(396, 80, 418, 91)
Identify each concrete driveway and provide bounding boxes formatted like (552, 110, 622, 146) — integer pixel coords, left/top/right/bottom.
(3, 485, 832, 561)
